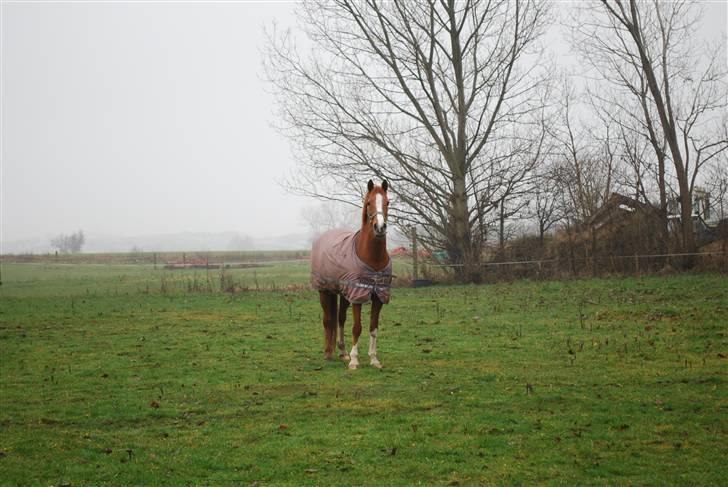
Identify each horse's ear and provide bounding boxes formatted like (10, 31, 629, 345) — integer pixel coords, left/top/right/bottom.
(367, 180, 374, 192)
(381, 180, 388, 192)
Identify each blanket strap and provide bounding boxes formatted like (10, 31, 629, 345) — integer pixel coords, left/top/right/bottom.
(312, 272, 393, 292)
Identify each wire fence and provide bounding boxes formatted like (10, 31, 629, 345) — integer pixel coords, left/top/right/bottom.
(416, 250, 728, 283)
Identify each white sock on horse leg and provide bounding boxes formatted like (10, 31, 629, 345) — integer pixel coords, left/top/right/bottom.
(348, 343, 359, 369)
(369, 329, 382, 368)
(368, 329, 377, 358)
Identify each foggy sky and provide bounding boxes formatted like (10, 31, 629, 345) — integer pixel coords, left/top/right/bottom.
(1, 1, 726, 250)
(2, 1, 307, 246)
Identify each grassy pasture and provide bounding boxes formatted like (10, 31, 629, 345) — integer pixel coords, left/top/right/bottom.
(0, 261, 726, 486)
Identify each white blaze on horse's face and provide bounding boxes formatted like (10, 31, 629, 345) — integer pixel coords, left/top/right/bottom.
(373, 193, 387, 237)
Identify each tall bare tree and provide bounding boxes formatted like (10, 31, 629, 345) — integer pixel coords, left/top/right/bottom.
(265, 0, 550, 281)
(571, 0, 728, 259)
(548, 80, 615, 223)
(705, 155, 728, 223)
(529, 163, 564, 245)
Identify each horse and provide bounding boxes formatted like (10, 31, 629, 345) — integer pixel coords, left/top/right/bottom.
(310, 180, 392, 369)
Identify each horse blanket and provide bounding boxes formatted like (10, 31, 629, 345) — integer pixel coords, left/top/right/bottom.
(311, 229, 392, 304)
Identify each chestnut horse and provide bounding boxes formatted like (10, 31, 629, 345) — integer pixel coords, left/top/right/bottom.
(310, 180, 391, 369)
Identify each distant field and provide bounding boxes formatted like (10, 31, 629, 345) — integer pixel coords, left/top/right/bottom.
(0, 262, 726, 485)
(0, 250, 311, 266)
(0, 256, 416, 296)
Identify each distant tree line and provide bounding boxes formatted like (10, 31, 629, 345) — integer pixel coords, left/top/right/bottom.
(51, 230, 85, 254)
(266, 0, 727, 281)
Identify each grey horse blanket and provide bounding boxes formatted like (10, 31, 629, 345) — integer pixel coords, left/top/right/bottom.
(311, 229, 392, 304)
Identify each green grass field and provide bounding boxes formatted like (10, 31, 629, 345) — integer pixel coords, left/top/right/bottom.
(0, 261, 726, 485)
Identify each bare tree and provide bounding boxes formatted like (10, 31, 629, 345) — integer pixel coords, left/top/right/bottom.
(705, 156, 728, 222)
(590, 71, 672, 240)
(548, 80, 614, 223)
(571, 0, 728, 258)
(265, 0, 550, 281)
(51, 230, 85, 254)
(529, 163, 563, 245)
(301, 201, 360, 242)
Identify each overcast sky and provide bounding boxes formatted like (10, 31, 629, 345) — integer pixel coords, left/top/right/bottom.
(2, 1, 306, 245)
(1, 1, 726, 248)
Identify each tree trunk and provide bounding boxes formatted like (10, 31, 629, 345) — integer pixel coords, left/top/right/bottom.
(449, 175, 480, 283)
(621, 0, 696, 262)
(539, 222, 545, 247)
(658, 156, 668, 243)
(499, 202, 506, 252)
(677, 173, 696, 265)
(655, 155, 671, 268)
(411, 227, 419, 281)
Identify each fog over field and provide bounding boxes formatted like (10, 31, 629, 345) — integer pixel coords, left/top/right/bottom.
(1, 2, 725, 253)
(2, 2, 309, 253)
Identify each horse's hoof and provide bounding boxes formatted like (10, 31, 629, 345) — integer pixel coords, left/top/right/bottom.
(348, 362, 359, 370)
(324, 352, 334, 361)
(370, 360, 383, 369)
(339, 354, 351, 362)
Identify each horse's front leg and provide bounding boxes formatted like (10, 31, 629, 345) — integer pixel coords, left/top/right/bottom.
(348, 303, 362, 369)
(368, 296, 384, 369)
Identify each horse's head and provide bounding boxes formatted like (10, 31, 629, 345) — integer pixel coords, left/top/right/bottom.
(363, 179, 389, 239)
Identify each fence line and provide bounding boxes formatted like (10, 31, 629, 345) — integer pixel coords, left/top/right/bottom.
(426, 251, 727, 269)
